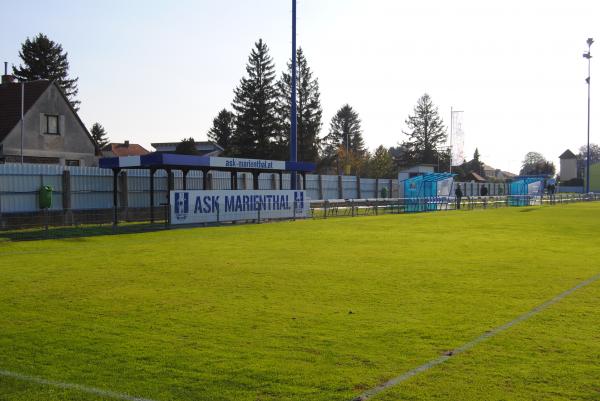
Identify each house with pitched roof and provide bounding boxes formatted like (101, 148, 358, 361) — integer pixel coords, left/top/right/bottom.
(0, 72, 97, 166)
(101, 141, 150, 157)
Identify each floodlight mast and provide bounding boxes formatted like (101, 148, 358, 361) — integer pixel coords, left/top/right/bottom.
(290, 0, 298, 189)
(584, 38, 593, 193)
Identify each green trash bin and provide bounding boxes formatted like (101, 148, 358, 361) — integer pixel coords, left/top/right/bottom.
(39, 185, 53, 209)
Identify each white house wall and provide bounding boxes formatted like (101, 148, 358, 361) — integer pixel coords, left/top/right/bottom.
(2, 84, 96, 166)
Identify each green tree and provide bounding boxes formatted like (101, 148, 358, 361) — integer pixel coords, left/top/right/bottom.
(471, 148, 484, 176)
(13, 33, 80, 110)
(368, 145, 395, 178)
(89, 123, 109, 148)
(207, 109, 235, 155)
(578, 143, 600, 164)
(176, 138, 200, 155)
(401, 94, 446, 165)
(276, 48, 323, 162)
(520, 152, 556, 176)
(322, 104, 366, 174)
(231, 39, 279, 159)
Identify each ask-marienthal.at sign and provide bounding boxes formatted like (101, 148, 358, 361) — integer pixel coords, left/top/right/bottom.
(170, 190, 308, 225)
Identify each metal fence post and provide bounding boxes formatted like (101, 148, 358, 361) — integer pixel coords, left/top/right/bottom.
(119, 171, 128, 221)
(112, 168, 119, 228)
(318, 174, 324, 200)
(293, 196, 296, 221)
(61, 170, 72, 225)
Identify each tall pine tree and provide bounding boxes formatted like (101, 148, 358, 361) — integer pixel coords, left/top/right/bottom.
(207, 109, 235, 155)
(13, 33, 80, 110)
(322, 104, 366, 174)
(471, 148, 484, 176)
(276, 48, 322, 162)
(401, 94, 446, 165)
(89, 123, 109, 148)
(231, 39, 279, 159)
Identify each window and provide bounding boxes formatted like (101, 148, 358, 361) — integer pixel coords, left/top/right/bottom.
(46, 115, 60, 135)
(65, 159, 80, 166)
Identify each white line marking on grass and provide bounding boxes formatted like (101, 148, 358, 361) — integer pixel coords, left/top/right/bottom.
(0, 369, 158, 401)
(352, 272, 600, 401)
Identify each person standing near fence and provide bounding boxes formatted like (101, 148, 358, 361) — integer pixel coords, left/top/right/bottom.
(547, 183, 556, 204)
(480, 184, 489, 208)
(455, 185, 463, 210)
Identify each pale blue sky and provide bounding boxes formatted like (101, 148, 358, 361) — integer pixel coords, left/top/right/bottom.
(1, 0, 598, 173)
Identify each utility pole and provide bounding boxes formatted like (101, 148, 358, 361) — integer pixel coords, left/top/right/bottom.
(21, 81, 24, 164)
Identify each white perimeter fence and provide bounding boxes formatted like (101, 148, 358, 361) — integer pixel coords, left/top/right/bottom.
(0, 163, 399, 214)
(0, 163, 586, 216)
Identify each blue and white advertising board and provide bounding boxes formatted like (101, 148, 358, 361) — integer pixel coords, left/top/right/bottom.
(170, 190, 308, 225)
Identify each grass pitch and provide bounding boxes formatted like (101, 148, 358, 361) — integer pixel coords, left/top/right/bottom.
(1, 203, 599, 401)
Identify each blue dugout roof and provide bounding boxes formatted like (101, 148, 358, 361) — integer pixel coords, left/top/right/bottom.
(402, 172, 455, 183)
(99, 153, 316, 173)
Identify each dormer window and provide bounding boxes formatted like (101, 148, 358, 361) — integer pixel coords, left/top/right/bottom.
(45, 114, 60, 135)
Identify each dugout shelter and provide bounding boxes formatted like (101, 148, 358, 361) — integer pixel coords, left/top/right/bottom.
(508, 176, 545, 206)
(402, 173, 456, 212)
(99, 153, 316, 225)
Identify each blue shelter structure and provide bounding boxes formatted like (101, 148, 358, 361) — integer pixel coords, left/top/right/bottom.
(403, 173, 456, 212)
(508, 176, 545, 206)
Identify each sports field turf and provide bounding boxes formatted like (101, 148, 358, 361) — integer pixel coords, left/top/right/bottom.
(1, 203, 599, 401)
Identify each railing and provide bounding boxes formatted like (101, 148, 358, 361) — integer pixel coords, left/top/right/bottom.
(1, 193, 597, 241)
(308, 193, 600, 218)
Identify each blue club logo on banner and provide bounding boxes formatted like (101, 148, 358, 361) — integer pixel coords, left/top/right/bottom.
(174, 192, 189, 221)
(294, 191, 304, 210)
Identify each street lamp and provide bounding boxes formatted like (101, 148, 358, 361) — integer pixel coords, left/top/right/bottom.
(583, 38, 593, 193)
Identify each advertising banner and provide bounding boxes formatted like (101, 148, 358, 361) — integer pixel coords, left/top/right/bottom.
(170, 190, 308, 225)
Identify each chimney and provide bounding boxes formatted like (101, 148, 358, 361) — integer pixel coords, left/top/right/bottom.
(124, 140, 130, 147)
(1, 62, 15, 85)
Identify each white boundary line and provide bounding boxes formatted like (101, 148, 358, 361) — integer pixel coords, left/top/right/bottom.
(352, 272, 600, 401)
(0, 369, 157, 401)
(2, 274, 599, 401)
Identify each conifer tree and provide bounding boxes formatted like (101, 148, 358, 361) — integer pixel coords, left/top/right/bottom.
(401, 94, 446, 165)
(207, 109, 235, 155)
(13, 33, 80, 110)
(276, 48, 322, 162)
(322, 104, 366, 174)
(471, 148, 484, 176)
(368, 145, 396, 178)
(231, 39, 279, 159)
(89, 123, 109, 148)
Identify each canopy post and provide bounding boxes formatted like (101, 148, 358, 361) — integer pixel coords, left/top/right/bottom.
(112, 168, 120, 226)
(149, 168, 155, 223)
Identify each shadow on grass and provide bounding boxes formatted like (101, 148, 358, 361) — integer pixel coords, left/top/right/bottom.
(0, 222, 169, 242)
